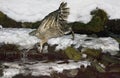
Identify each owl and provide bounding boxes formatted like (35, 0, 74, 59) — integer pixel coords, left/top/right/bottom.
(29, 2, 74, 52)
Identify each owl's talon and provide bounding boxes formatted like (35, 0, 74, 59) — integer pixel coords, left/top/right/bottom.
(37, 46, 42, 53)
(35, 43, 42, 53)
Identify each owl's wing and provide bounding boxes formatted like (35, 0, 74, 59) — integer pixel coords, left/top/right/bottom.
(29, 29, 37, 36)
(38, 2, 70, 31)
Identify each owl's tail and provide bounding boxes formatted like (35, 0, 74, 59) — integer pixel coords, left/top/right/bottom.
(58, 2, 70, 20)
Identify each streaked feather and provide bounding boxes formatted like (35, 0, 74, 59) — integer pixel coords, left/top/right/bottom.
(37, 2, 69, 32)
(29, 2, 73, 52)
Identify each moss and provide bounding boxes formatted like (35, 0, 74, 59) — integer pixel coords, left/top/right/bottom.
(72, 8, 108, 33)
(0, 11, 42, 28)
(0, 12, 5, 18)
(64, 47, 82, 61)
(101, 54, 120, 64)
(114, 38, 120, 43)
(32, 21, 41, 28)
(21, 21, 41, 28)
(0, 11, 21, 28)
(83, 48, 102, 59)
(91, 60, 105, 72)
(70, 22, 86, 32)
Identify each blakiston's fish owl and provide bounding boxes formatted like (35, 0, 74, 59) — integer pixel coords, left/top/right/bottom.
(29, 2, 74, 52)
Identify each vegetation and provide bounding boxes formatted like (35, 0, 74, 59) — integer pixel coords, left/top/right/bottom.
(0, 12, 21, 28)
(71, 8, 108, 33)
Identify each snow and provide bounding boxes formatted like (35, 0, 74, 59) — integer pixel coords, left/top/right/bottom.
(0, 25, 3, 29)
(3, 68, 20, 78)
(0, 28, 119, 55)
(0, 0, 120, 23)
(48, 35, 119, 55)
(0, 28, 39, 49)
(1, 60, 90, 78)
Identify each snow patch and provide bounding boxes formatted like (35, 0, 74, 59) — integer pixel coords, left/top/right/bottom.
(48, 35, 119, 55)
(1, 60, 90, 78)
(0, 0, 120, 23)
(0, 28, 39, 49)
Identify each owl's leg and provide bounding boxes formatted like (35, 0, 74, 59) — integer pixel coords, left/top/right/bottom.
(68, 27, 74, 40)
(71, 29, 75, 40)
(38, 39, 47, 53)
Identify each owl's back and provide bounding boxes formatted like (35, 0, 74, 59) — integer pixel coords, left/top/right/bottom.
(33, 2, 71, 40)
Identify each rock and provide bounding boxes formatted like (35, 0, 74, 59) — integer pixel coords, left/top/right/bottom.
(101, 53, 120, 64)
(71, 8, 108, 34)
(91, 60, 105, 72)
(106, 64, 120, 72)
(0, 11, 41, 28)
(106, 19, 120, 34)
(21, 21, 41, 28)
(0, 63, 3, 77)
(0, 11, 21, 28)
(64, 47, 82, 61)
(82, 48, 102, 59)
(63, 69, 79, 77)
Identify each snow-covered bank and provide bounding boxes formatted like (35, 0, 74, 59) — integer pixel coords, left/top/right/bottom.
(1, 60, 90, 78)
(0, 0, 120, 23)
(0, 28, 119, 55)
(0, 28, 39, 49)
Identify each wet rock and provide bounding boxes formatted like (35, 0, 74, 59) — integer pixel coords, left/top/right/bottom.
(101, 53, 120, 64)
(106, 19, 120, 34)
(91, 60, 105, 72)
(63, 69, 79, 77)
(106, 64, 120, 72)
(0, 63, 3, 77)
(76, 66, 98, 78)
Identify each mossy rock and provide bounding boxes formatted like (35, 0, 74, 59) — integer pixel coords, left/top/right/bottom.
(114, 38, 120, 43)
(101, 53, 120, 64)
(0, 11, 42, 28)
(91, 60, 105, 72)
(71, 8, 108, 33)
(0, 12, 5, 18)
(0, 11, 22, 28)
(83, 48, 102, 59)
(64, 47, 82, 61)
(106, 19, 120, 34)
(21, 21, 41, 28)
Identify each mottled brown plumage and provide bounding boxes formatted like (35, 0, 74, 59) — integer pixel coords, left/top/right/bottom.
(30, 2, 74, 52)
